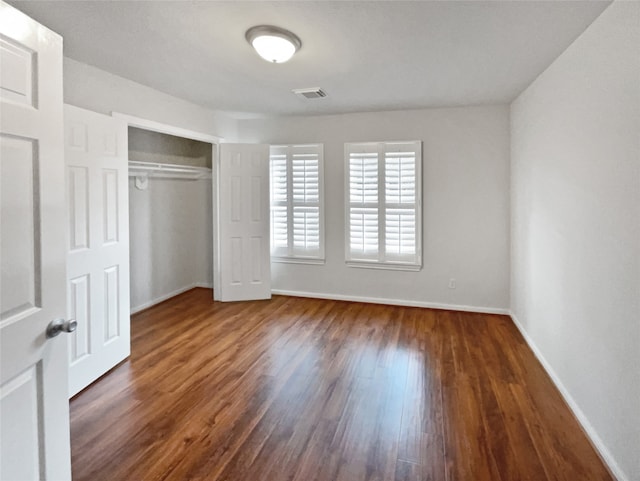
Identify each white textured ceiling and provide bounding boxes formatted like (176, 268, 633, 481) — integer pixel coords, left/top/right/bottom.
(10, 0, 610, 117)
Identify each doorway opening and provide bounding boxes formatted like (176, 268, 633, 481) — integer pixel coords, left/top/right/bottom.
(114, 113, 222, 310)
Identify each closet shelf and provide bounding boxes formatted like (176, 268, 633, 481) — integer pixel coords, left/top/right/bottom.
(128, 160, 212, 180)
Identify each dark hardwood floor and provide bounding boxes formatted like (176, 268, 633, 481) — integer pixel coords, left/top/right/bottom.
(70, 288, 613, 481)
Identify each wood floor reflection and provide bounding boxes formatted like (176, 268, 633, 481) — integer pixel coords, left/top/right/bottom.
(70, 288, 612, 481)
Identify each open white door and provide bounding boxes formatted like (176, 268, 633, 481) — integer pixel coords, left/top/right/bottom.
(0, 3, 71, 479)
(64, 105, 130, 397)
(218, 144, 271, 301)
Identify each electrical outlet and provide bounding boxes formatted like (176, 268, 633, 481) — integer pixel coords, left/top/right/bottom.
(448, 278, 456, 289)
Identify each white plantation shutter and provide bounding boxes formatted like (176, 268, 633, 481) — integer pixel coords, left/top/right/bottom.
(345, 141, 422, 270)
(347, 146, 379, 260)
(384, 145, 418, 262)
(269, 146, 289, 257)
(292, 148, 320, 255)
(269, 144, 324, 262)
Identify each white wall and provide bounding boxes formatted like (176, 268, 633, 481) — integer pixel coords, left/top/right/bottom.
(63, 58, 231, 311)
(128, 178, 212, 311)
(64, 58, 238, 141)
(510, 2, 640, 480)
(240, 105, 511, 312)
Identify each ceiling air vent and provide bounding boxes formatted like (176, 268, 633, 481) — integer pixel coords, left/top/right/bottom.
(292, 87, 327, 99)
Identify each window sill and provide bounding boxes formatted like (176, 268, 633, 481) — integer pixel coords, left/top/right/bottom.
(271, 257, 325, 266)
(346, 261, 422, 272)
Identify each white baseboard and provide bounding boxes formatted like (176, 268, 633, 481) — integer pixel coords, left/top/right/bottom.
(271, 289, 510, 315)
(130, 282, 212, 314)
(509, 311, 628, 481)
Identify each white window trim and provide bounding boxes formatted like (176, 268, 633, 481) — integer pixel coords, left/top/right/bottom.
(271, 256, 325, 265)
(270, 143, 325, 264)
(344, 140, 422, 271)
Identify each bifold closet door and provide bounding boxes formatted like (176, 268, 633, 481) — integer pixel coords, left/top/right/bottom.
(218, 144, 271, 301)
(65, 104, 130, 397)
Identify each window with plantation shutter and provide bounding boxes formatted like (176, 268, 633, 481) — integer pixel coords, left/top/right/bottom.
(345, 141, 422, 270)
(269, 144, 324, 263)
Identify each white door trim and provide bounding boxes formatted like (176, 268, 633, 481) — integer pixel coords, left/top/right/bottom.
(111, 112, 223, 144)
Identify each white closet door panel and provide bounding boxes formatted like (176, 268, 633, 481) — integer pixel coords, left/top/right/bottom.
(68, 273, 91, 364)
(68, 165, 90, 250)
(219, 144, 271, 301)
(65, 104, 130, 397)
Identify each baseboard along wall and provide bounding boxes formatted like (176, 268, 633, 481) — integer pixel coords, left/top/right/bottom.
(509, 312, 627, 481)
(130, 282, 213, 314)
(271, 289, 510, 315)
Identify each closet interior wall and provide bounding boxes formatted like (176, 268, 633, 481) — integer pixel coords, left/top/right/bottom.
(128, 127, 213, 312)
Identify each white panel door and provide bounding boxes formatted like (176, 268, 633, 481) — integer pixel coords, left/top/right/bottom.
(218, 144, 271, 301)
(0, 3, 71, 479)
(64, 105, 130, 397)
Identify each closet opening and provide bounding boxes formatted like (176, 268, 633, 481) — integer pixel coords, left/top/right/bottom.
(116, 114, 221, 314)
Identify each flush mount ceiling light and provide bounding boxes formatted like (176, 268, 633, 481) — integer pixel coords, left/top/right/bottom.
(245, 25, 301, 63)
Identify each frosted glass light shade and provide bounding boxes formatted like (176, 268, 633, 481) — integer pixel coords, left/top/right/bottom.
(246, 26, 301, 64)
(252, 35, 296, 63)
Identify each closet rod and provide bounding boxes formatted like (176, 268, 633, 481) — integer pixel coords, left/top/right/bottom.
(128, 160, 212, 180)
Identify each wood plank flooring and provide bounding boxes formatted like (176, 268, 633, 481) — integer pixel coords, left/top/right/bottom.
(70, 288, 613, 481)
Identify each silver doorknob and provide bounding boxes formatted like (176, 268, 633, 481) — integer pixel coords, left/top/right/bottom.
(46, 318, 77, 339)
